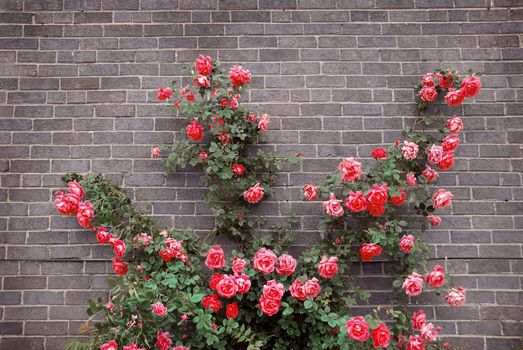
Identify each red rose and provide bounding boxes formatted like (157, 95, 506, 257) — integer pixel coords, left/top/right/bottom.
(427, 215, 441, 226)
(218, 132, 230, 144)
(152, 147, 160, 158)
(345, 316, 370, 342)
(198, 150, 208, 162)
(202, 294, 222, 313)
(186, 90, 195, 102)
(123, 343, 144, 350)
(243, 183, 264, 204)
(216, 274, 238, 298)
(112, 258, 128, 275)
(422, 166, 438, 182)
(253, 247, 277, 274)
(460, 76, 481, 97)
(76, 201, 94, 228)
(67, 180, 84, 198)
(262, 280, 285, 301)
(445, 287, 466, 307)
(371, 147, 387, 159)
(54, 191, 80, 215)
(231, 257, 247, 275)
(209, 273, 224, 290)
(156, 87, 173, 101)
(323, 193, 344, 217)
(155, 331, 172, 350)
(412, 310, 426, 330)
(259, 295, 280, 316)
(442, 133, 460, 152)
(444, 88, 465, 106)
(226, 302, 239, 319)
(432, 189, 453, 209)
(109, 238, 126, 258)
(421, 72, 435, 87)
(419, 86, 438, 102)
(232, 164, 245, 175)
(318, 256, 338, 279)
(100, 340, 118, 350)
(205, 245, 226, 270)
(303, 277, 321, 298)
(390, 189, 407, 206)
(437, 72, 455, 89)
(366, 184, 388, 206)
(290, 279, 307, 301)
(229, 65, 251, 87)
(437, 152, 455, 171)
(367, 203, 385, 216)
(446, 115, 464, 133)
(195, 54, 213, 76)
(345, 191, 368, 213)
(425, 265, 445, 288)
(426, 144, 444, 164)
(194, 75, 210, 88)
(152, 301, 167, 317)
(402, 272, 424, 297)
(186, 120, 203, 142)
(406, 172, 417, 186)
(234, 274, 251, 294)
(275, 254, 297, 276)
(303, 182, 318, 201)
(371, 323, 391, 348)
(96, 227, 111, 244)
(406, 335, 425, 350)
(359, 243, 382, 262)
(399, 234, 415, 253)
(338, 157, 362, 182)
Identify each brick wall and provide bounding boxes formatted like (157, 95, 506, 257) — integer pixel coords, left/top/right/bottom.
(0, 1, 522, 349)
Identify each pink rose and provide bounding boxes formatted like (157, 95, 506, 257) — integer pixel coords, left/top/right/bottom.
(173, 347, 189, 350)
(366, 184, 388, 206)
(67, 180, 84, 198)
(202, 294, 222, 313)
(159, 238, 184, 262)
(442, 133, 460, 152)
(123, 343, 145, 350)
(100, 340, 118, 350)
(195, 54, 213, 76)
(304, 277, 321, 298)
(112, 257, 128, 275)
(445, 287, 466, 307)
(262, 280, 285, 300)
(412, 310, 426, 330)
(438, 71, 455, 89)
(54, 191, 80, 215)
(359, 243, 382, 262)
(345, 190, 368, 213)
(371, 323, 391, 348)
(338, 157, 362, 182)
(259, 295, 280, 316)
(194, 75, 210, 88)
(406, 335, 425, 350)
(231, 257, 247, 275)
(248, 113, 258, 123)
(152, 301, 167, 317)
(198, 150, 208, 162)
(226, 302, 239, 319)
(419, 86, 438, 102)
(427, 215, 441, 226)
(425, 265, 445, 288)
(303, 182, 318, 201)
(323, 193, 344, 217)
(422, 166, 438, 182)
(186, 120, 204, 142)
(318, 256, 339, 278)
(135, 232, 151, 246)
(446, 115, 464, 133)
(432, 189, 453, 209)
(229, 65, 251, 87)
(76, 201, 94, 228)
(156, 87, 172, 101)
(205, 245, 226, 270)
(234, 274, 251, 294)
(109, 238, 126, 258)
(186, 90, 195, 102)
(275, 254, 297, 276)
(390, 189, 407, 206)
(444, 88, 465, 106)
(345, 316, 370, 342)
(460, 76, 481, 97)
(155, 331, 172, 350)
(421, 72, 435, 87)
(253, 247, 278, 274)
(402, 141, 419, 160)
(151, 147, 160, 158)
(209, 273, 223, 291)
(243, 182, 265, 204)
(216, 274, 238, 298)
(368, 203, 385, 216)
(290, 279, 307, 301)
(402, 272, 424, 296)
(258, 113, 270, 132)
(96, 227, 111, 244)
(406, 172, 417, 186)
(421, 323, 439, 342)
(399, 235, 415, 253)
(437, 152, 455, 171)
(426, 145, 444, 164)
(371, 147, 387, 159)
(232, 163, 245, 176)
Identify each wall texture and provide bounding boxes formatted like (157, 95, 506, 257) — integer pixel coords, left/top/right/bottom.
(0, 0, 522, 349)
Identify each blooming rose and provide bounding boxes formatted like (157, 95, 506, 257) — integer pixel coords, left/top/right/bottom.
(159, 238, 184, 262)
(368, 203, 385, 216)
(231, 257, 247, 275)
(338, 157, 362, 182)
(444, 88, 465, 106)
(258, 113, 270, 132)
(243, 182, 264, 204)
(432, 189, 453, 209)
(390, 189, 407, 206)
(112, 258, 128, 275)
(399, 234, 415, 253)
(218, 132, 230, 144)
(173, 347, 189, 350)
(425, 265, 445, 288)
(421, 72, 435, 86)
(445, 287, 466, 307)
(76, 201, 94, 228)
(209, 273, 223, 290)
(426, 145, 444, 164)
(156, 87, 172, 101)
(290, 279, 307, 301)
(205, 245, 226, 270)
(421, 323, 439, 342)
(151, 147, 160, 158)
(229, 65, 251, 86)
(406, 172, 417, 186)
(232, 163, 245, 175)
(402, 272, 424, 296)
(135, 232, 152, 246)
(438, 152, 455, 171)
(202, 294, 222, 313)
(366, 184, 388, 206)
(323, 193, 344, 217)
(248, 113, 258, 123)
(371, 323, 391, 348)
(194, 75, 210, 88)
(263, 280, 285, 300)
(235, 274, 251, 294)
(186, 120, 204, 142)
(304, 277, 321, 298)
(345, 316, 370, 342)
(419, 86, 438, 102)
(402, 141, 419, 160)
(438, 71, 455, 89)
(186, 90, 195, 102)
(460, 76, 481, 97)
(96, 227, 111, 244)
(345, 191, 368, 213)
(318, 256, 339, 278)
(446, 115, 464, 133)
(412, 310, 426, 330)
(195, 54, 213, 75)
(359, 243, 382, 262)
(109, 238, 126, 258)
(406, 335, 425, 350)
(259, 295, 280, 316)
(371, 147, 387, 159)
(216, 274, 238, 298)
(123, 343, 145, 350)
(100, 340, 118, 350)
(427, 215, 442, 226)
(67, 180, 84, 198)
(442, 133, 460, 152)
(155, 331, 172, 350)
(422, 166, 439, 182)
(152, 301, 167, 317)
(253, 247, 278, 274)
(275, 254, 297, 276)
(226, 302, 239, 319)
(303, 182, 319, 201)
(54, 191, 80, 215)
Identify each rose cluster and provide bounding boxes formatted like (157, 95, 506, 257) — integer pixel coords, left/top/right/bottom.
(418, 70, 481, 106)
(54, 180, 93, 229)
(345, 316, 392, 348)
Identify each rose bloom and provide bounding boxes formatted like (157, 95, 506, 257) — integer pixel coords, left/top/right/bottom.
(318, 256, 339, 279)
(205, 245, 226, 270)
(243, 182, 264, 204)
(432, 189, 453, 209)
(412, 310, 426, 330)
(151, 147, 160, 158)
(258, 113, 270, 132)
(96, 227, 112, 244)
(231, 257, 247, 275)
(425, 265, 445, 288)
(371, 147, 387, 159)
(112, 258, 128, 275)
(209, 273, 223, 290)
(304, 277, 321, 298)
(399, 234, 415, 253)
(303, 182, 319, 201)
(421, 323, 439, 342)
(263, 280, 285, 300)
(438, 152, 455, 171)
(438, 72, 455, 89)
(323, 193, 344, 217)
(368, 203, 385, 217)
(359, 243, 382, 262)
(422, 166, 439, 182)
(194, 75, 210, 88)
(402, 141, 419, 160)
(186, 90, 195, 102)
(427, 215, 442, 226)
(229, 65, 251, 86)
(338, 157, 362, 182)
(226, 302, 239, 319)
(406, 172, 417, 186)
(345, 191, 368, 213)
(442, 133, 460, 152)
(460, 76, 481, 97)
(402, 272, 424, 296)
(275, 254, 297, 276)
(195, 54, 213, 75)
(290, 279, 307, 301)
(253, 247, 278, 274)
(446, 115, 464, 133)
(54, 191, 81, 215)
(421, 72, 435, 87)
(109, 238, 126, 258)
(444, 88, 465, 106)
(445, 287, 466, 307)
(185, 120, 204, 142)
(155, 331, 172, 350)
(173, 347, 189, 350)
(232, 163, 245, 175)
(152, 301, 167, 317)
(216, 274, 238, 298)
(345, 316, 370, 342)
(390, 189, 407, 206)
(218, 132, 230, 144)
(67, 180, 84, 198)
(100, 340, 118, 350)
(427, 144, 444, 164)
(202, 294, 222, 313)
(156, 87, 173, 101)
(248, 113, 258, 123)
(366, 184, 388, 206)
(234, 274, 251, 294)
(371, 323, 391, 348)
(198, 150, 208, 162)
(76, 201, 94, 228)
(406, 335, 425, 350)
(123, 343, 145, 350)
(135, 232, 152, 246)
(259, 295, 280, 316)
(419, 86, 438, 102)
